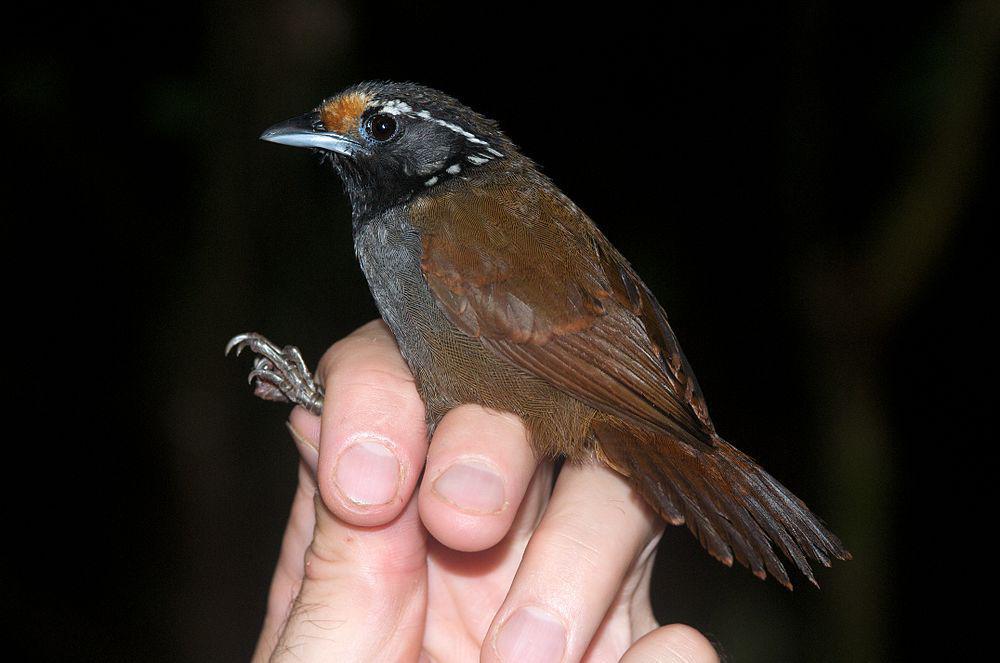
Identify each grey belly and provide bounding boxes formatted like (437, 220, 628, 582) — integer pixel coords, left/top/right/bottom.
(354, 210, 439, 373)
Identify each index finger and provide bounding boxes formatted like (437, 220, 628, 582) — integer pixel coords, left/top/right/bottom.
(314, 320, 429, 527)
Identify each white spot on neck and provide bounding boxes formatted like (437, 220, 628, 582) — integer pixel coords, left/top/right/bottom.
(424, 176, 439, 186)
(417, 160, 444, 176)
(446, 164, 461, 175)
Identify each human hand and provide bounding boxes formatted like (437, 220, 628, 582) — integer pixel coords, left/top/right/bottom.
(252, 320, 719, 662)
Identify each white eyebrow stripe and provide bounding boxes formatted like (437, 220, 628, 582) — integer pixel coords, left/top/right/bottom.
(414, 109, 492, 146)
(379, 99, 412, 115)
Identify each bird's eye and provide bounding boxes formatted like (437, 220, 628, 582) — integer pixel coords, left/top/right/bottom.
(364, 113, 398, 142)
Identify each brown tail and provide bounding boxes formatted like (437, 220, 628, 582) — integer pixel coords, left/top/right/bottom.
(594, 421, 850, 589)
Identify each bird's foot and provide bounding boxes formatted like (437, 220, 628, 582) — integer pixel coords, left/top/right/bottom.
(225, 332, 325, 415)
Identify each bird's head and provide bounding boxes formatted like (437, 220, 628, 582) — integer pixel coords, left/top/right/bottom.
(261, 81, 515, 217)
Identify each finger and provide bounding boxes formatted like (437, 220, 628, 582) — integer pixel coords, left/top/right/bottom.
(418, 404, 537, 552)
(576, 531, 664, 661)
(422, 464, 556, 663)
(253, 460, 317, 661)
(620, 624, 720, 663)
(315, 320, 428, 527)
(267, 487, 428, 662)
(253, 408, 322, 659)
(481, 462, 661, 663)
(626, 536, 661, 641)
(288, 405, 321, 476)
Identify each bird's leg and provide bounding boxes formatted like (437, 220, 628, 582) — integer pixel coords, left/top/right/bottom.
(225, 333, 325, 415)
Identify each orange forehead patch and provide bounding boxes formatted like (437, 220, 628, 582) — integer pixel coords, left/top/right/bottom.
(320, 91, 371, 134)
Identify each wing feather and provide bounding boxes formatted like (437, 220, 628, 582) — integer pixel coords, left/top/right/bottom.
(411, 180, 715, 449)
(410, 179, 850, 587)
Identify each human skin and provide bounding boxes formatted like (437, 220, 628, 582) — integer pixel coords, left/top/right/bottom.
(252, 320, 719, 663)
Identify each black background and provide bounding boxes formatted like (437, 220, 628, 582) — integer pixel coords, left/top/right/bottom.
(5, 1, 996, 660)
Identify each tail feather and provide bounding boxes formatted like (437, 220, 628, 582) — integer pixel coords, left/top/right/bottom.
(594, 421, 850, 589)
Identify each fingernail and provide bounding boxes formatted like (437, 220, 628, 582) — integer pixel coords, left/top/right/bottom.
(286, 422, 319, 474)
(495, 606, 566, 663)
(334, 438, 401, 506)
(432, 460, 506, 514)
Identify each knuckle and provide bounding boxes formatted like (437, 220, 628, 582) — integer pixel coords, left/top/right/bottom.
(660, 624, 719, 663)
(302, 540, 349, 584)
(319, 337, 414, 392)
(338, 365, 416, 397)
(326, 320, 394, 359)
(546, 525, 604, 571)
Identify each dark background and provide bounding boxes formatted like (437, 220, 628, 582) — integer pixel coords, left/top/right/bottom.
(5, 1, 996, 660)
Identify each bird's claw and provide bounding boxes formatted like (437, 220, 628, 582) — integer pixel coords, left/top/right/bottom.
(226, 332, 325, 415)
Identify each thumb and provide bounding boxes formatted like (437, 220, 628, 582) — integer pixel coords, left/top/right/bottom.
(262, 417, 429, 662)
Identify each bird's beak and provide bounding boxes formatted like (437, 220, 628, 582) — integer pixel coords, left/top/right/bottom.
(259, 111, 365, 156)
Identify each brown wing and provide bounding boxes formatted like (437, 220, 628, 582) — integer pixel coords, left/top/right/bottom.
(412, 179, 851, 588)
(410, 178, 717, 451)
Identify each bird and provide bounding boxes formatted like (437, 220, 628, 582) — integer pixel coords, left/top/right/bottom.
(227, 80, 850, 589)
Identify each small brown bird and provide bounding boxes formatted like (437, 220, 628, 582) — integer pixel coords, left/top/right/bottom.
(228, 81, 849, 588)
